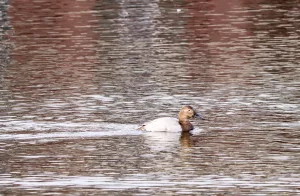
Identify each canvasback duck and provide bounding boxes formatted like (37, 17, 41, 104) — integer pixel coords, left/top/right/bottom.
(138, 106, 203, 132)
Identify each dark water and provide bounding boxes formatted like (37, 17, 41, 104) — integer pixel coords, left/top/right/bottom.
(0, 0, 299, 195)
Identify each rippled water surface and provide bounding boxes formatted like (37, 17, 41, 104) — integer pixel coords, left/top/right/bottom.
(0, 0, 299, 195)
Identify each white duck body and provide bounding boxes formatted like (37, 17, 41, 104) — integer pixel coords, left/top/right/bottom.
(142, 117, 182, 132)
(138, 106, 202, 132)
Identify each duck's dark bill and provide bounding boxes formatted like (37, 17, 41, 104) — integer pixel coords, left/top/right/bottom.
(193, 112, 205, 120)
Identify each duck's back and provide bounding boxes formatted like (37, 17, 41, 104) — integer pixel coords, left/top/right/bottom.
(142, 117, 182, 132)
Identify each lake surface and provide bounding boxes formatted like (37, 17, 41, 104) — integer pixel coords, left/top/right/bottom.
(0, 0, 299, 195)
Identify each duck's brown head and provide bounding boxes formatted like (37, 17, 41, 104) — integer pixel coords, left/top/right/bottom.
(178, 106, 202, 121)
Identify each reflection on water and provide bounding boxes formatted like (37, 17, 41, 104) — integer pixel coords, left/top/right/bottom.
(0, 0, 299, 195)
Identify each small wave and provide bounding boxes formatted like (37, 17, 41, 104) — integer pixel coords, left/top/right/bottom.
(0, 120, 141, 140)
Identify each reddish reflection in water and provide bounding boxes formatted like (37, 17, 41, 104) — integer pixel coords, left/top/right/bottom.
(6, 0, 101, 120)
(7, 0, 98, 90)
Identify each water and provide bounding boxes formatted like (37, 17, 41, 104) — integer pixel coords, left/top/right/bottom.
(0, 0, 299, 195)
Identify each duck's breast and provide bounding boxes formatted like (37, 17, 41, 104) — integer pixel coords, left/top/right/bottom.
(143, 117, 182, 132)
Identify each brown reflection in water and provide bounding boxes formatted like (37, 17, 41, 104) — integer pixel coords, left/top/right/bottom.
(243, 0, 300, 74)
(182, 0, 253, 82)
(183, 0, 299, 82)
(7, 0, 98, 96)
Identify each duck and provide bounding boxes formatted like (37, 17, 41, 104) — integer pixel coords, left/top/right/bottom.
(137, 106, 203, 132)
